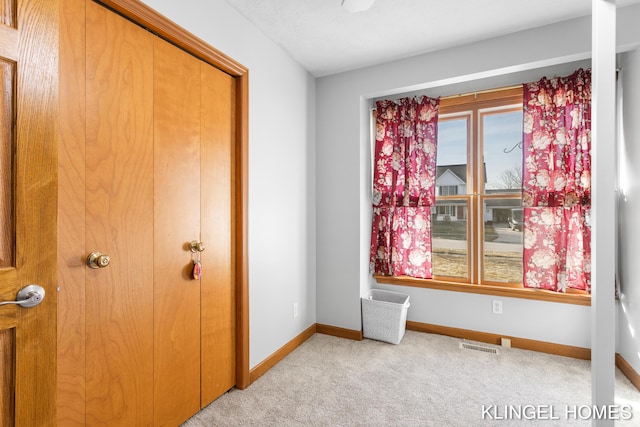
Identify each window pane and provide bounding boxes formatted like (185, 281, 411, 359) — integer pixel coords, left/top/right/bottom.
(432, 200, 468, 279)
(483, 199, 523, 283)
(483, 111, 523, 192)
(437, 117, 468, 196)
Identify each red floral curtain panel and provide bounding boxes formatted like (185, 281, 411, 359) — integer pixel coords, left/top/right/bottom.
(370, 96, 439, 279)
(522, 69, 592, 293)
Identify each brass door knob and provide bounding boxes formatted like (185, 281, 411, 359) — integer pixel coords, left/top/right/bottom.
(189, 240, 205, 253)
(87, 252, 110, 269)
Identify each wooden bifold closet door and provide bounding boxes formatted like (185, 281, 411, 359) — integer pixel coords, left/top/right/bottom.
(58, 1, 236, 426)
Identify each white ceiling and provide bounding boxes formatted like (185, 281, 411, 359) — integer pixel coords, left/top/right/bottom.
(224, 0, 640, 77)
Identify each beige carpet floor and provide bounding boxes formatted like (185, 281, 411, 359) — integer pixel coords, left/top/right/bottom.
(182, 331, 640, 426)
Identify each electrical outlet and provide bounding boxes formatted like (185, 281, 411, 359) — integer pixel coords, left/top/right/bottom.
(492, 300, 503, 314)
(293, 302, 299, 318)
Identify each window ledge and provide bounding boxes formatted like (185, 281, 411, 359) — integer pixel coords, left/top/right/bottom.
(373, 275, 591, 306)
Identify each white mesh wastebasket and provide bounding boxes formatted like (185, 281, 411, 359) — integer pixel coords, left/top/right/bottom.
(361, 289, 410, 345)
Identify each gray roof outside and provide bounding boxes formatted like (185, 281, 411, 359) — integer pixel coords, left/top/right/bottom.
(436, 164, 467, 182)
(436, 164, 488, 184)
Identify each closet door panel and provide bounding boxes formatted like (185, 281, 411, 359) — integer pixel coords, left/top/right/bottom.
(153, 38, 202, 426)
(200, 63, 236, 406)
(84, 1, 155, 425)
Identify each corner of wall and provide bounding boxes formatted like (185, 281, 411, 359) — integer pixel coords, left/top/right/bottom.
(616, 47, 640, 376)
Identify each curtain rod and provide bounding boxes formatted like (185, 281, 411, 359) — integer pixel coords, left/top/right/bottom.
(373, 84, 522, 105)
(441, 69, 618, 101)
(439, 84, 522, 100)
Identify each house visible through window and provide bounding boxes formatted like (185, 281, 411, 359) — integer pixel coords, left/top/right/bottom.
(432, 87, 524, 285)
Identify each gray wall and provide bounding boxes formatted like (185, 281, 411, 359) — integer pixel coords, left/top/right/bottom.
(617, 47, 640, 375)
(140, 0, 317, 369)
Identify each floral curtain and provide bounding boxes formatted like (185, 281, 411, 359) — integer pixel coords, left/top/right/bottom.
(369, 96, 439, 279)
(522, 68, 591, 293)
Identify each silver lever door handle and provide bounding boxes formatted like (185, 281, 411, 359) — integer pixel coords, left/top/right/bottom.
(0, 285, 46, 308)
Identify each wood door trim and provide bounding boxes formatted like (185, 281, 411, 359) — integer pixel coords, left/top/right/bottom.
(235, 72, 249, 389)
(94, 0, 246, 76)
(93, 0, 250, 390)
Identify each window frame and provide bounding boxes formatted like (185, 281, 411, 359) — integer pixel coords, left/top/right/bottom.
(374, 86, 591, 306)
